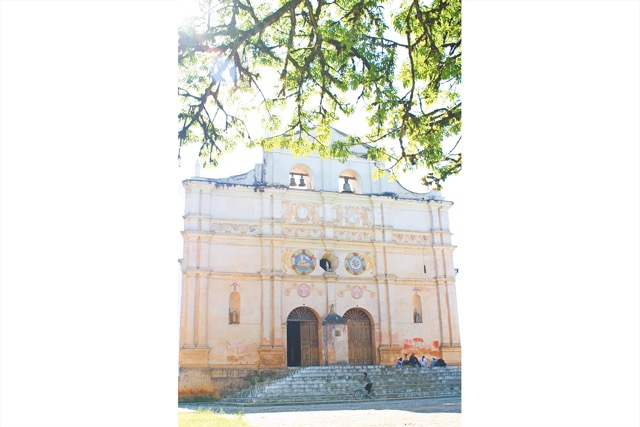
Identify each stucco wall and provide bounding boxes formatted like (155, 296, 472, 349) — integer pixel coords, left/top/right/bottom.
(179, 148, 461, 396)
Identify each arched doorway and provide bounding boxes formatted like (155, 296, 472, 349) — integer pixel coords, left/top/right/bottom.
(286, 307, 320, 366)
(343, 308, 375, 365)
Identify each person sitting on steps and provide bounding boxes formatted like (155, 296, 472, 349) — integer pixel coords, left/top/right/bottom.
(360, 372, 373, 397)
(435, 357, 447, 367)
(409, 352, 421, 367)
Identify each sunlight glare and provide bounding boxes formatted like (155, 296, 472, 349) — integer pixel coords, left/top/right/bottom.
(177, 0, 202, 25)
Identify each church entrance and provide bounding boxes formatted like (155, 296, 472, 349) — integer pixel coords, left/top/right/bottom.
(286, 307, 320, 367)
(344, 308, 375, 365)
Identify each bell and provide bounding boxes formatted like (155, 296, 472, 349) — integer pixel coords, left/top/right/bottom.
(342, 177, 352, 192)
(290, 175, 297, 186)
(298, 176, 306, 187)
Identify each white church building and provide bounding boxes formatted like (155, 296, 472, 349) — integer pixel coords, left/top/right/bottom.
(178, 129, 461, 398)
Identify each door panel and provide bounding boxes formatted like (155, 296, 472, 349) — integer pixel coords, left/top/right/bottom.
(300, 321, 319, 366)
(287, 307, 320, 367)
(286, 321, 301, 366)
(344, 309, 374, 365)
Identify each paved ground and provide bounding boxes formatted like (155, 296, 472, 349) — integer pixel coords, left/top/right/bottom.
(179, 396, 461, 427)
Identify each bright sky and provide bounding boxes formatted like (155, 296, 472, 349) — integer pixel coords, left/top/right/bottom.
(175, 0, 463, 196)
(1, 2, 638, 427)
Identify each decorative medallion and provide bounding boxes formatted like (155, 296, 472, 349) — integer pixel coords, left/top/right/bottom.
(291, 249, 316, 275)
(333, 206, 372, 227)
(297, 283, 310, 297)
(283, 282, 323, 296)
(350, 286, 364, 299)
(282, 202, 321, 224)
(347, 209, 358, 224)
(338, 284, 375, 298)
(297, 206, 308, 219)
(345, 252, 365, 275)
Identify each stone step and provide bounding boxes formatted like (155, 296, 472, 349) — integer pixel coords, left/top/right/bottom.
(251, 378, 461, 390)
(245, 387, 459, 395)
(221, 390, 461, 405)
(217, 366, 461, 405)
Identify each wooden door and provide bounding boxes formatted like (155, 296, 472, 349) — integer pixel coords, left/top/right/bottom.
(287, 307, 320, 366)
(300, 321, 319, 366)
(344, 308, 374, 365)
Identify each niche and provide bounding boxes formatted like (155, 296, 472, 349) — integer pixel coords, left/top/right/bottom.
(229, 291, 240, 324)
(412, 293, 423, 323)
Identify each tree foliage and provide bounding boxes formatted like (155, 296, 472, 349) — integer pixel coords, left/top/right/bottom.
(178, 0, 461, 188)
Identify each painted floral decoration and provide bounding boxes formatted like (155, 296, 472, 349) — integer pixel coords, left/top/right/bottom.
(291, 249, 316, 275)
(345, 252, 366, 275)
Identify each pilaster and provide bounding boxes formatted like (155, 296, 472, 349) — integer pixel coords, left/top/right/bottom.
(324, 271, 338, 311)
(179, 272, 189, 348)
(195, 273, 208, 348)
(446, 282, 461, 346)
(378, 345, 404, 365)
(382, 274, 398, 345)
(435, 278, 452, 346)
(258, 346, 286, 368)
(440, 345, 461, 366)
(375, 276, 391, 347)
(259, 272, 272, 346)
(179, 348, 209, 368)
(429, 204, 442, 244)
(183, 272, 197, 348)
(199, 235, 210, 270)
(272, 273, 284, 346)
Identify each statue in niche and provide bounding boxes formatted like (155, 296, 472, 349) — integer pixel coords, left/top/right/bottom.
(229, 310, 238, 324)
(414, 309, 421, 323)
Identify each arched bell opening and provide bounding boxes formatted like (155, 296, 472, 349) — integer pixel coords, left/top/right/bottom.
(289, 164, 314, 190)
(343, 308, 375, 365)
(338, 168, 362, 194)
(286, 307, 321, 367)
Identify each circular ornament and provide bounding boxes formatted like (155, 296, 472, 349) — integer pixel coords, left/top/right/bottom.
(291, 249, 316, 275)
(345, 252, 365, 275)
(350, 286, 363, 299)
(297, 206, 308, 220)
(347, 209, 358, 224)
(297, 283, 310, 297)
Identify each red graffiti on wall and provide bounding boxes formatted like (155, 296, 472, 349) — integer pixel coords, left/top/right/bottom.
(403, 338, 427, 350)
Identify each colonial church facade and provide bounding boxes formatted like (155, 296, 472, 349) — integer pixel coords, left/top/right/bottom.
(178, 131, 461, 397)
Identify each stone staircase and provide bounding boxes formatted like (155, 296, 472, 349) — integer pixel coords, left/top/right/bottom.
(217, 365, 461, 405)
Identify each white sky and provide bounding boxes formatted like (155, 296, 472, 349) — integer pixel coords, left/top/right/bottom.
(1, 2, 639, 427)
